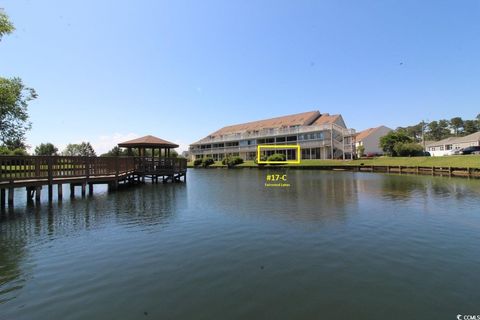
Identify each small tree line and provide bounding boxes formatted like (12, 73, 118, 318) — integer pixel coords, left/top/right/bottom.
(396, 115, 480, 142)
(0, 142, 183, 157)
(0, 142, 97, 156)
(378, 114, 480, 157)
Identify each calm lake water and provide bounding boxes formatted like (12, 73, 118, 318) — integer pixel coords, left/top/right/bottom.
(1, 169, 480, 320)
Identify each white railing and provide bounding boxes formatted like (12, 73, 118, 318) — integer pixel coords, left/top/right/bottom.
(189, 139, 356, 155)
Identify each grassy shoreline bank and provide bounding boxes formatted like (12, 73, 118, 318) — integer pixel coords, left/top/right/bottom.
(188, 156, 480, 168)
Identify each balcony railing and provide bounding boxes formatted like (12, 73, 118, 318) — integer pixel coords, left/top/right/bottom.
(190, 139, 356, 155)
(192, 123, 356, 145)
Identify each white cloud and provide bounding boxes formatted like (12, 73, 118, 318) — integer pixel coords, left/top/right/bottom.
(90, 132, 140, 155)
(171, 139, 189, 153)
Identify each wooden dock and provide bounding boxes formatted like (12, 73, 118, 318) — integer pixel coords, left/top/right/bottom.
(0, 156, 187, 209)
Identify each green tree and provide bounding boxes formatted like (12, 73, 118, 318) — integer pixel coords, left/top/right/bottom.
(34, 143, 58, 156)
(396, 123, 423, 142)
(0, 77, 37, 149)
(463, 120, 479, 135)
(449, 117, 464, 136)
(100, 146, 130, 157)
(0, 145, 11, 155)
(0, 11, 15, 40)
(0, 11, 37, 151)
(356, 144, 365, 157)
(426, 120, 450, 141)
(63, 142, 96, 156)
(11, 148, 28, 155)
(379, 131, 412, 156)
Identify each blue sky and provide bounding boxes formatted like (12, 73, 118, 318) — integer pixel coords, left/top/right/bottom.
(1, 0, 479, 153)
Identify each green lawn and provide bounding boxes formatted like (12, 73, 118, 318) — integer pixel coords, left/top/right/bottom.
(188, 155, 480, 168)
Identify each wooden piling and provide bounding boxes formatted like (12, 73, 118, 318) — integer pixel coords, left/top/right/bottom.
(26, 187, 34, 202)
(8, 187, 14, 207)
(81, 183, 86, 197)
(58, 184, 63, 200)
(35, 186, 41, 202)
(88, 183, 94, 196)
(48, 184, 53, 202)
(1, 188, 5, 208)
(47, 157, 53, 202)
(70, 184, 75, 198)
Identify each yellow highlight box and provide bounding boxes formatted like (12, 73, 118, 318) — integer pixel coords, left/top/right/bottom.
(257, 144, 301, 164)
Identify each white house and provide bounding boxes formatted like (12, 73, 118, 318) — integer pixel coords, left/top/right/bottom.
(426, 132, 480, 156)
(355, 126, 392, 156)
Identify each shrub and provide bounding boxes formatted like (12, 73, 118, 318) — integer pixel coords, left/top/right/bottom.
(0, 146, 11, 155)
(379, 131, 413, 156)
(0, 146, 27, 155)
(267, 153, 286, 162)
(12, 148, 28, 156)
(193, 159, 203, 167)
(223, 156, 243, 168)
(201, 158, 214, 167)
(356, 145, 365, 157)
(393, 142, 424, 157)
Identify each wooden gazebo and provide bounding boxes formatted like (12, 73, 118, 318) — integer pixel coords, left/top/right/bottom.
(118, 135, 179, 157)
(117, 135, 186, 183)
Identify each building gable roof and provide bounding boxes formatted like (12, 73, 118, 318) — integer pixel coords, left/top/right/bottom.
(311, 113, 345, 127)
(454, 131, 480, 144)
(425, 132, 480, 147)
(208, 111, 321, 138)
(425, 137, 458, 147)
(355, 126, 391, 141)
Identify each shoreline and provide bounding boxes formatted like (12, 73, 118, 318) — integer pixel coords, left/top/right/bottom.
(188, 163, 480, 179)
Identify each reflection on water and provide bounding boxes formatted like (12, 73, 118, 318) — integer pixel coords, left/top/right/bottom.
(1, 170, 480, 320)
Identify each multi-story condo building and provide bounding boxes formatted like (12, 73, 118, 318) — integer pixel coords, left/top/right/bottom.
(189, 111, 356, 161)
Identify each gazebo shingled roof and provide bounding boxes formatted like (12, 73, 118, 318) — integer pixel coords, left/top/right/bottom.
(118, 135, 179, 148)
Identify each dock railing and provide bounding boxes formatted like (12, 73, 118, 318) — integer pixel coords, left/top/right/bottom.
(0, 156, 136, 182)
(133, 157, 187, 175)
